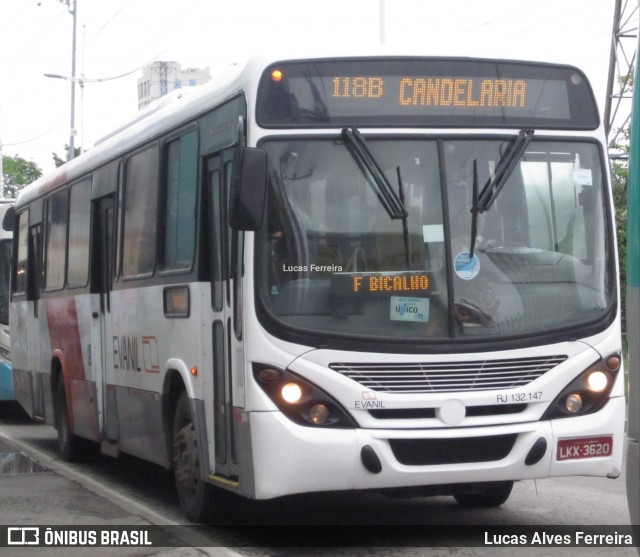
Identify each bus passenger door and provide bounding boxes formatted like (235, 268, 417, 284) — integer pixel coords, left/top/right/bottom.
(207, 152, 242, 481)
(90, 196, 115, 441)
(28, 225, 44, 419)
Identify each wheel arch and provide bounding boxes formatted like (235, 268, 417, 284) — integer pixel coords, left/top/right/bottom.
(161, 360, 194, 470)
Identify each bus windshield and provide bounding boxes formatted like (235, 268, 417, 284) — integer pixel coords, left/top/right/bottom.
(256, 136, 612, 345)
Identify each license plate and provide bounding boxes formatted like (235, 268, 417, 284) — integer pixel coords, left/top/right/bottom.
(556, 436, 613, 461)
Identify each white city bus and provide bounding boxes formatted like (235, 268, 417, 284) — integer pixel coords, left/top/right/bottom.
(0, 200, 13, 404)
(10, 52, 625, 522)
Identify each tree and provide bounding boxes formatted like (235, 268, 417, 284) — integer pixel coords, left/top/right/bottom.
(610, 72, 634, 335)
(610, 126, 629, 334)
(1, 154, 42, 199)
(52, 145, 81, 168)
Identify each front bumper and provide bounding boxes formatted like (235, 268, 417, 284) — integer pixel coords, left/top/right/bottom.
(248, 395, 625, 499)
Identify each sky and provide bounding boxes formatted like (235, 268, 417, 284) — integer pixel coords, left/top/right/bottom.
(0, 0, 621, 173)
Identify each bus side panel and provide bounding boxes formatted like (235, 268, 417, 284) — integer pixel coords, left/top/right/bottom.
(0, 326, 12, 400)
(10, 300, 35, 416)
(108, 284, 207, 469)
(45, 296, 100, 441)
(0, 359, 12, 400)
(10, 298, 54, 424)
(115, 385, 166, 467)
(0, 204, 14, 401)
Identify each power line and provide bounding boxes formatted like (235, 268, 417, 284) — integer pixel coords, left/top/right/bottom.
(3, 124, 60, 148)
(0, 2, 28, 36)
(2, 8, 68, 76)
(463, 0, 546, 33)
(85, 0, 135, 47)
(111, 0, 204, 73)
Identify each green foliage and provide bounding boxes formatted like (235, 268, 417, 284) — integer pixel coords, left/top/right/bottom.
(1, 154, 43, 199)
(52, 145, 81, 168)
(611, 126, 629, 333)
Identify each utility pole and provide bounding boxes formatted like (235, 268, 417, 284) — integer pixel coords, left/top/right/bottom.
(605, 0, 638, 158)
(50, 0, 78, 161)
(67, 0, 78, 160)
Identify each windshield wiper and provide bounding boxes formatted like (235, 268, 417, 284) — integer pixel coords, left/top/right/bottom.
(469, 129, 533, 257)
(474, 128, 534, 214)
(469, 159, 480, 258)
(396, 166, 411, 267)
(342, 128, 408, 220)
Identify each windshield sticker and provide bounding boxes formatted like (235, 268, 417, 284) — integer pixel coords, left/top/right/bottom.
(454, 251, 480, 280)
(390, 296, 429, 322)
(423, 224, 444, 243)
(573, 168, 593, 187)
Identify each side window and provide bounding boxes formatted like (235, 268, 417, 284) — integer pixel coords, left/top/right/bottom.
(227, 160, 244, 339)
(13, 211, 29, 295)
(45, 188, 68, 290)
(122, 146, 159, 277)
(67, 180, 91, 287)
(163, 130, 198, 271)
(209, 167, 223, 311)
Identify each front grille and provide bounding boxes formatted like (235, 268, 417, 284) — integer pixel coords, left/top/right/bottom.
(389, 434, 518, 465)
(330, 355, 567, 393)
(369, 403, 526, 420)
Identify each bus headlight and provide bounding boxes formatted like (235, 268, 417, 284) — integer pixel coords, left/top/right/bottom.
(586, 370, 609, 392)
(253, 364, 357, 428)
(542, 354, 620, 420)
(281, 382, 303, 404)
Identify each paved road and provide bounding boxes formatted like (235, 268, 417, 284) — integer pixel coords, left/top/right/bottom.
(0, 401, 637, 556)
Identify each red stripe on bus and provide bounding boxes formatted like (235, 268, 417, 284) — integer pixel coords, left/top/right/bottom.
(45, 298, 86, 380)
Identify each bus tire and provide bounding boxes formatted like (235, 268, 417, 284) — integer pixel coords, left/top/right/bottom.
(172, 391, 212, 522)
(55, 379, 86, 462)
(453, 481, 514, 508)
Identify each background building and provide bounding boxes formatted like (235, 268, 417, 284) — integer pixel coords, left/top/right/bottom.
(137, 61, 211, 110)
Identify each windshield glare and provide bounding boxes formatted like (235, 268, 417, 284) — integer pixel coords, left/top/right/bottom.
(257, 136, 611, 344)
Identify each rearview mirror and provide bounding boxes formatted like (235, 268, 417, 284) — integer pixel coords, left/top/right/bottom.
(229, 118, 267, 230)
(2, 205, 15, 232)
(229, 147, 267, 230)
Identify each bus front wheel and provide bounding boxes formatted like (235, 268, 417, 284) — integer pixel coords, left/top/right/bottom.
(172, 391, 212, 522)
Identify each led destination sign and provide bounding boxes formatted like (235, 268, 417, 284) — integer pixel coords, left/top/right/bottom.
(332, 76, 528, 110)
(331, 271, 431, 298)
(257, 58, 599, 129)
(353, 272, 430, 293)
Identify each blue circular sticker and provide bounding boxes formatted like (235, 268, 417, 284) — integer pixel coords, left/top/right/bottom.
(454, 251, 480, 280)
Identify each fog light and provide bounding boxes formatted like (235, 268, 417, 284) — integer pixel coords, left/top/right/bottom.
(309, 404, 330, 424)
(587, 370, 609, 393)
(565, 393, 583, 413)
(282, 383, 303, 404)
